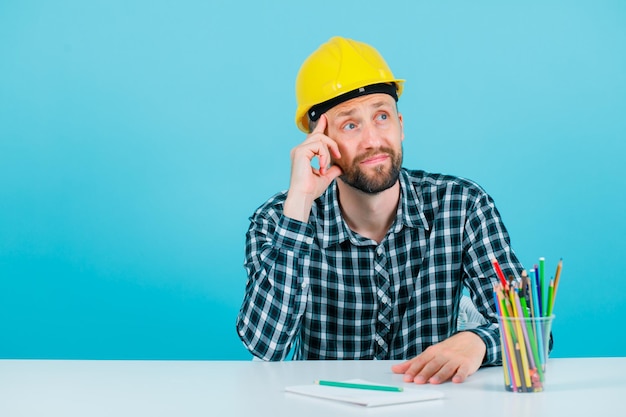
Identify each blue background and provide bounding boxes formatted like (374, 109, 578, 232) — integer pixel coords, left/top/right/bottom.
(1, 1, 625, 360)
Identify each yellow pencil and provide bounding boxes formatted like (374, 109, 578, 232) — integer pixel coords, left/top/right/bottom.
(508, 288, 532, 389)
(497, 288, 522, 390)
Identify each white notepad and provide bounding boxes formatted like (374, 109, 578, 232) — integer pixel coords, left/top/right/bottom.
(285, 379, 444, 407)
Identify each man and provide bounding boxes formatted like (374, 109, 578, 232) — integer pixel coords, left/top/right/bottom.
(236, 36, 523, 384)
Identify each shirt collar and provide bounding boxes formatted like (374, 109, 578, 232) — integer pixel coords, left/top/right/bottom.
(318, 169, 430, 249)
(398, 169, 430, 231)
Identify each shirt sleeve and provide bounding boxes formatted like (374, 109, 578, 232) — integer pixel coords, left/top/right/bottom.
(461, 189, 524, 366)
(236, 204, 314, 361)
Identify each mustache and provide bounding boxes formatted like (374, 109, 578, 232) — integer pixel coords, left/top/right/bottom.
(354, 147, 396, 164)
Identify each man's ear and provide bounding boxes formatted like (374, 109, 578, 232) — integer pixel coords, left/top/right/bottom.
(398, 112, 405, 142)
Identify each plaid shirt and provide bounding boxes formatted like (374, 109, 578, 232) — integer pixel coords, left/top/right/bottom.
(237, 169, 523, 364)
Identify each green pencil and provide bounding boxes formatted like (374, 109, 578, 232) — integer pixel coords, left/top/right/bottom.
(315, 380, 404, 392)
(539, 257, 547, 315)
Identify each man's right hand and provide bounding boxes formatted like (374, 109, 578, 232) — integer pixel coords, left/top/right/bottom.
(283, 115, 343, 222)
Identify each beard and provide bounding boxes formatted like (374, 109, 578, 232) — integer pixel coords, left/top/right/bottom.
(337, 146, 403, 194)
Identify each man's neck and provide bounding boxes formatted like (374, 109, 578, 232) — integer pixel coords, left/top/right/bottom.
(336, 179, 400, 244)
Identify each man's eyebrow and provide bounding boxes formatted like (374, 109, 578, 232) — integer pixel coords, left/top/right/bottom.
(334, 101, 392, 118)
(335, 108, 356, 118)
(371, 100, 392, 109)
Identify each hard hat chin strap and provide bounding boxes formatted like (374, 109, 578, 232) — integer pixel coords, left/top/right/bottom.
(307, 83, 398, 122)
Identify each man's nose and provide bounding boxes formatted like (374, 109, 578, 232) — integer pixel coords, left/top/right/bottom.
(360, 121, 382, 148)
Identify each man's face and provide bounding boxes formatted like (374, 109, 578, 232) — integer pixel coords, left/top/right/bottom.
(324, 93, 404, 194)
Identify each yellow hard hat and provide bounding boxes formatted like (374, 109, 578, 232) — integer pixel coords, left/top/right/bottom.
(295, 36, 404, 133)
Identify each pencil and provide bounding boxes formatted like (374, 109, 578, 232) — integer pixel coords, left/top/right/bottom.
(519, 296, 543, 381)
(508, 288, 532, 389)
(491, 258, 509, 288)
(546, 280, 555, 317)
(539, 258, 548, 316)
(315, 380, 404, 392)
(549, 259, 563, 316)
(529, 269, 541, 318)
(493, 289, 512, 388)
(533, 264, 541, 315)
(495, 286, 521, 390)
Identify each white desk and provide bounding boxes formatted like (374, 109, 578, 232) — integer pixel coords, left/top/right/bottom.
(0, 357, 623, 417)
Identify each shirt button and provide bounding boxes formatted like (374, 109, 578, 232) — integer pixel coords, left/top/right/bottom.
(381, 296, 388, 304)
(301, 282, 307, 289)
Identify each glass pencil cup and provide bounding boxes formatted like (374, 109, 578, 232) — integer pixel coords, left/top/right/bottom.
(497, 315, 554, 393)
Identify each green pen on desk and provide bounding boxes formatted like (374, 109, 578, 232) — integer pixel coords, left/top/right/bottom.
(315, 380, 404, 392)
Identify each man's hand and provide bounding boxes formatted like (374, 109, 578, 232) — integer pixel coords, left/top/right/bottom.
(283, 114, 343, 222)
(391, 331, 486, 384)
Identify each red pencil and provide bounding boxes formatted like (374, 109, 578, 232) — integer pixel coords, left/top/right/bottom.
(491, 258, 508, 288)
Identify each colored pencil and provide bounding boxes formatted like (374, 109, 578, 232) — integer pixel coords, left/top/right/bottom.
(529, 269, 541, 318)
(491, 258, 509, 288)
(548, 259, 563, 316)
(495, 285, 521, 390)
(315, 380, 403, 392)
(539, 258, 548, 316)
(520, 296, 544, 381)
(493, 289, 513, 388)
(508, 289, 532, 389)
(534, 264, 541, 315)
(546, 280, 555, 317)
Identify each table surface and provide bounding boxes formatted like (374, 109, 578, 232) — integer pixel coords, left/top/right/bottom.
(1, 357, 624, 417)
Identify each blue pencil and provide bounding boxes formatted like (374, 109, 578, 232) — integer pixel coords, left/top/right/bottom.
(526, 269, 545, 364)
(533, 265, 541, 316)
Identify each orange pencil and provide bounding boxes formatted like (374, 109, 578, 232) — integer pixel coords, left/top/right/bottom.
(549, 259, 563, 315)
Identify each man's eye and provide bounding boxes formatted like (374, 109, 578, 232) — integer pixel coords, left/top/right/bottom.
(377, 113, 388, 121)
(343, 122, 357, 131)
